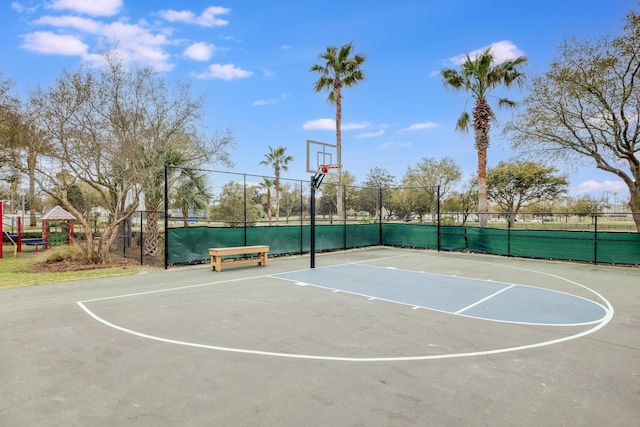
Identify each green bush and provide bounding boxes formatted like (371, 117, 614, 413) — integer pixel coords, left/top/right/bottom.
(45, 245, 82, 263)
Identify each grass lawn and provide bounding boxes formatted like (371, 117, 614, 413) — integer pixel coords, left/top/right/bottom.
(0, 245, 160, 290)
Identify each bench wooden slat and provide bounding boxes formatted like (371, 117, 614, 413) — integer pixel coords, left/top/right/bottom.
(208, 245, 269, 272)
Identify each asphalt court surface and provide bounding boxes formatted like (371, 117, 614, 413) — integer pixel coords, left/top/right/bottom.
(1, 247, 638, 426)
(75, 253, 612, 361)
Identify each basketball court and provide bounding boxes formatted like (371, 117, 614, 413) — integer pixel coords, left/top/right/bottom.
(1, 247, 638, 425)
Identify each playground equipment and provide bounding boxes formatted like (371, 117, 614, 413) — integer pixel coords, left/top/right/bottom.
(1, 201, 48, 258)
(1, 201, 14, 258)
(1, 203, 75, 258)
(41, 205, 75, 248)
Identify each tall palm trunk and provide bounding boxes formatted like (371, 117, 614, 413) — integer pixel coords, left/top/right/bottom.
(335, 84, 344, 220)
(275, 166, 280, 223)
(144, 210, 159, 256)
(266, 188, 272, 224)
(473, 98, 492, 227)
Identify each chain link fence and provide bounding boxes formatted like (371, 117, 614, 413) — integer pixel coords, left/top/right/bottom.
(160, 167, 639, 268)
(87, 210, 166, 267)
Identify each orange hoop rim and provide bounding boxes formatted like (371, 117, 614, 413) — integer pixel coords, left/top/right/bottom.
(319, 164, 340, 174)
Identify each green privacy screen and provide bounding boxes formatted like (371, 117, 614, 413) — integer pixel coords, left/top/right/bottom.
(167, 223, 640, 266)
(167, 223, 381, 265)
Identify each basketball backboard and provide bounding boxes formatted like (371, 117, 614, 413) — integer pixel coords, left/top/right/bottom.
(306, 140, 338, 174)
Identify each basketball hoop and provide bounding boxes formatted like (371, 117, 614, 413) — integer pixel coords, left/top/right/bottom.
(319, 164, 340, 174)
(312, 164, 340, 189)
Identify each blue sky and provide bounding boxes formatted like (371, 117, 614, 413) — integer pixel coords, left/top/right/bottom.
(1, 0, 637, 198)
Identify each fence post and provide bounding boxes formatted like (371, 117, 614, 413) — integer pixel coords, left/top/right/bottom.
(300, 181, 304, 255)
(163, 165, 169, 269)
(593, 213, 598, 265)
(139, 210, 143, 265)
(437, 186, 441, 252)
(507, 214, 512, 257)
(342, 183, 347, 250)
(379, 187, 383, 246)
(243, 174, 248, 246)
(310, 177, 316, 268)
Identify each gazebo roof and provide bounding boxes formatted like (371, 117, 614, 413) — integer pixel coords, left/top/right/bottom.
(42, 205, 76, 221)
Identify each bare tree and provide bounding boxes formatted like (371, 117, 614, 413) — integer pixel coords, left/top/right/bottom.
(12, 52, 233, 263)
(505, 10, 640, 231)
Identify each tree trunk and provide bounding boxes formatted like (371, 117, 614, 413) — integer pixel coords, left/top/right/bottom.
(27, 149, 37, 227)
(629, 184, 640, 232)
(473, 98, 492, 228)
(275, 170, 280, 223)
(144, 210, 159, 256)
(335, 88, 343, 221)
(267, 190, 272, 225)
(476, 145, 488, 227)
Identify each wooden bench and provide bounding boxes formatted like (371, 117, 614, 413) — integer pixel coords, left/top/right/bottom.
(208, 245, 269, 272)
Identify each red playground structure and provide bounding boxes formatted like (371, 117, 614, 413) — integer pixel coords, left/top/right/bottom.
(1, 202, 75, 258)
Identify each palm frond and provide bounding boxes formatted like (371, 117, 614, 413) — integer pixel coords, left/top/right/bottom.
(441, 69, 464, 89)
(455, 112, 471, 132)
(497, 97, 517, 109)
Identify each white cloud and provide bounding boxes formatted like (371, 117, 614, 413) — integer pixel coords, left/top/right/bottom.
(11, 2, 39, 13)
(572, 180, 628, 195)
(196, 63, 253, 80)
(403, 122, 438, 131)
(46, 0, 123, 17)
(158, 6, 230, 27)
(20, 4, 228, 73)
(303, 119, 370, 130)
(449, 40, 525, 65)
(184, 42, 215, 61)
(20, 31, 88, 55)
(357, 130, 384, 138)
(281, 44, 291, 49)
(35, 15, 102, 33)
(253, 94, 289, 106)
(25, 14, 173, 71)
(303, 118, 335, 130)
(342, 121, 370, 131)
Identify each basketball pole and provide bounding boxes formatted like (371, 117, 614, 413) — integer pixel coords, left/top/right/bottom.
(310, 176, 316, 268)
(309, 170, 326, 269)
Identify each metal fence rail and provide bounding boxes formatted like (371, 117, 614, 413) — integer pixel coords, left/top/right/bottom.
(155, 167, 640, 267)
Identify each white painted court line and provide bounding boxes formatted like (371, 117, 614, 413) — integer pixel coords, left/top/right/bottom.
(455, 284, 517, 314)
(76, 253, 615, 363)
(76, 299, 614, 363)
(79, 274, 273, 303)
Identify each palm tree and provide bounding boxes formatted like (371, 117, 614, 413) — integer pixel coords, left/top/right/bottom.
(173, 171, 211, 227)
(310, 42, 366, 220)
(441, 47, 526, 227)
(259, 177, 275, 224)
(142, 149, 210, 257)
(259, 146, 293, 223)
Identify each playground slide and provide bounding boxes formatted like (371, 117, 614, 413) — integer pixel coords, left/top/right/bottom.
(2, 229, 18, 257)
